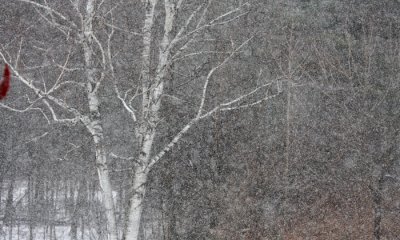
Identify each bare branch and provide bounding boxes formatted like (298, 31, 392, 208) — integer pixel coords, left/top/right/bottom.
(54, 64, 83, 72)
(147, 80, 279, 170)
(170, 4, 204, 47)
(173, 0, 214, 57)
(0, 51, 44, 94)
(220, 82, 274, 108)
(196, 36, 254, 118)
(18, 0, 78, 29)
(220, 93, 279, 112)
(34, 7, 71, 36)
(148, 68, 281, 171)
(172, 1, 247, 59)
(15, 38, 24, 69)
(0, 102, 50, 124)
(22, 132, 49, 145)
(48, 48, 72, 94)
(198, 81, 279, 119)
(172, 51, 232, 62)
(52, 81, 86, 90)
(68, 0, 84, 28)
(0, 51, 86, 122)
(147, 118, 197, 169)
(107, 13, 138, 122)
(92, 33, 107, 88)
(173, 3, 249, 45)
(43, 99, 81, 125)
(104, 22, 143, 36)
(92, 35, 106, 69)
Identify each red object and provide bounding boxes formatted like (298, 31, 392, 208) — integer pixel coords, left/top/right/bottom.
(0, 64, 10, 100)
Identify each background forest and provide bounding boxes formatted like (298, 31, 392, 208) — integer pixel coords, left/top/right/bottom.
(1, 0, 400, 239)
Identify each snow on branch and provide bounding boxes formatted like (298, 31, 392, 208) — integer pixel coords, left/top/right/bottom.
(0, 101, 50, 123)
(147, 79, 280, 170)
(42, 99, 82, 125)
(196, 36, 254, 118)
(107, 13, 138, 122)
(0, 51, 87, 125)
(148, 73, 281, 172)
(172, 2, 249, 46)
(147, 118, 196, 169)
(18, 0, 78, 30)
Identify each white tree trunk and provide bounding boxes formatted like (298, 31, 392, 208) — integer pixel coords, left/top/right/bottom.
(95, 150, 119, 240)
(86, 92, 119, 240)
(83, 1, 118, 239)
(123, 167, 148, 240)
(122, 1, 158, 237)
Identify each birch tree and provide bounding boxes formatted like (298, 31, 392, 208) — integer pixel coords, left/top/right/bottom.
(1, 0, 279, 239)
(1, 0, 119, 238)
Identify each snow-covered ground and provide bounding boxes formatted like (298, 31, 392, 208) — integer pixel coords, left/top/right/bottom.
(0, 180, 118, 240)
(0, 180, 28, 205)
(1, 225, 100, 240)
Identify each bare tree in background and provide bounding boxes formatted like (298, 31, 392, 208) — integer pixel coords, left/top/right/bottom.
(0, 0, 279, 239)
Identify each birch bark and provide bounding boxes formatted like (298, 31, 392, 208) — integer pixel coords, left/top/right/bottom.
(82, 1, 118, 240)
(123, 1, 177, 238)
(122, 2, 266, 238)
(5, 2, 274, 239)
(123, 1, 158, 239)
